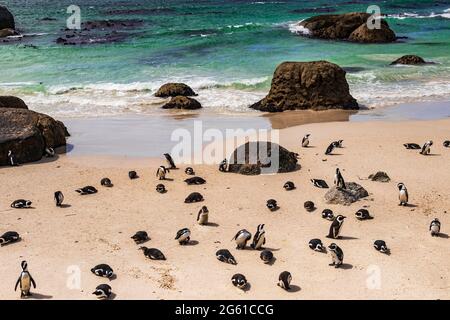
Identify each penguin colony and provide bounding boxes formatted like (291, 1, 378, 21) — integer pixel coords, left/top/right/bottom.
(3, 133, 449, 299)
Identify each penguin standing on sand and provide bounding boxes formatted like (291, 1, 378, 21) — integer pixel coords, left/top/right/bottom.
(397, 183, 409, 206)
(219, 158, 228, 172)
(430, 218, 441, 237)
(231, 274, 248, 290)
(54, 191, 64, 207)
(251, 224, 266, 250)
(328, 243, 344, 268)
(420, 140, 433, 155)
(334, 168, 346, 189)
(7, 150, 18, 166)
(197, 206, 209, 225)
(92, 284, 112, 300)
(278, 271, 292, 291)
(175, 228, 191, 245)
(233, 229, 252, 249)
(325, 142, 335, 155)
(164, 153, 176, 169)
(91, 264, 114, 278)
(15, 261, 36, 298)
(334, 140, 344, 148)
(327, 215, 346, 239)
(156, 166, 169, 180)
(302, 134, 310, 147)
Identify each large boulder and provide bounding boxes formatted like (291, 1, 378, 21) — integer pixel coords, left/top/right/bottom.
(0, 108, 68, 166)
(297, 12, 396, 43)
(390, 55, 426, 65)
(324, 182, 369, 205)
(0, 96, 28, 109)
(228, 141, 299, 175)
(162, 96, 202, 110)
(250, 61, 358, 112)
(155, 83, 197, 98)
(0, 6, 15, 31)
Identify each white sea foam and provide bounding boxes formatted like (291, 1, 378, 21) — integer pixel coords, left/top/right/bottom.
(387, 10, 450, 20)
(285, 20, 310, 35)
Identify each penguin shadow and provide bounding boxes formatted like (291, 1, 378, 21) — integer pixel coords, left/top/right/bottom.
(204, 222, 219, 227)
(266, 257, 277, 266)
(108, 274, 118, 281)
(163, 178, 174, 182)
(107, 292, 117, 300)
(59, 204, 72, 208)
(437, 233, 449, 239)
(186, 240, 199, 246)
(336, 236, 358, 241)
(402, 204, 418, 208)
(28, 292, 53, 300)
(242, 283, 252, 293)
(261, 247, 281, 252)
(286, 285, 301, 293)
(338, 263, 353, 270)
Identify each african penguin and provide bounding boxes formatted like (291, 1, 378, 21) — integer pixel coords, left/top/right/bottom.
(334, 140, 344, 148)
(219, 158, 228, 172)
(184, 192, 204, 203)
(216, 249, 237, 265)
(311, 179, 329, 189)
(139, 247, 166, 260)
(15, 261, 36, 298)
(328, 243, 344, 268)
(266, 199, 278, 211)
(184, 176, 206, 185)
(129, 170, 138, 179)
(0, 231, 20, 246)
(163, 153, 176, 169)
(327, 215, 346, 239)
(302, 134, 310, 147)
(10, 199, 32, 209)
(54, 191, 64, 207)
(92, 284, 112, 300)
(355, 209, 373, 220)
(325, 142, 335, 155)
(44, 147, 55, 157)
(131, 231, 150, 244)
(156, 166, 169, 180)
(91, 264, 114, 279)
(175, 228, 191, 245)
(231, 274, 248, 290)
(309, 239, 325, 252)
(304, 201, 315, 212)
(197, 206, 209, 225)
(420, 140, 433, 155)
(185, 167, 195, 175)
(75, 186, 97, 195)
(322, 209, 334, 221)
(233, 229, 252, 250)
(260, 250, 274, 264)
(430, 218, 441, 237)
(403, 143, 421, 150)
(334, 168, 346, 189)
(278, 271, 292, 291)
(250, 224, 266, 250)
(283, 181, 295, 191)
(101, 178, 113, 187)
(373, 240, 389, 254)
(156, 184, 166, 193)
(397, 183, 409, 206)
(7, 150, 18, 166)
(444, 140, 450, 148)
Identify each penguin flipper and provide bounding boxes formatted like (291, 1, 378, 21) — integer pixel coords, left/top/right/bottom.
(30, 275, 36, 288)
(15, 277, 20, 291)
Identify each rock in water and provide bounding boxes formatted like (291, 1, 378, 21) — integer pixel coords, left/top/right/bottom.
(250, 61, 358, 112)
(162, 96, 202, 110)
(0, 96, 28, 109)
(368, 171, 391, 182)
(228, 141, 299, 175)
(0, 108, 68, 166)
(298, 12, 396, 43)
(155, 83, 197, 98)
(324, 182, 369, 205)
(0, 6, 15, 30)
(390, 55, 426, 65)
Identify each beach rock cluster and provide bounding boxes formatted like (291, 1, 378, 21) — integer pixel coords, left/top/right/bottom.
(250, 61, 358, 112)
(298, 12, 396, 43)
(0, 6, 19, 41)
(155, 83, 197, 98)
(162, 96, 202, 110)
(324, 182, 369, 205)
(390, 55, 426, 65)
(228, 141, 299, 175)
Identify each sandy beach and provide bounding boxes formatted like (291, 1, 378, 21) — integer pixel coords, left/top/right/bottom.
(1, 118, 449, 300)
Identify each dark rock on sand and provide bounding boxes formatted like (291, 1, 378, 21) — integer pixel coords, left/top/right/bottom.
(298, 12, 396, 43)
(0, 108, 68, 165)
(390, 55, 427, 65)
(0, 96, 28, 109)
(325, 182, 369, 205)
(155, 83, 197, 98)
(368, 171, 391, 182)
(162, 96, 202, 110)
(228, 141, 299, 175)
(0, 6, 15, 30)
(250, 61, 358, 112)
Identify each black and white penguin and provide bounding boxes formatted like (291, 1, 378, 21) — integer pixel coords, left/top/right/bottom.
(156, 166, 169, 180)
(278, 271, 292, 291)
(430, 218, 441, 237)
(75, 186, 97, 195)
(7, 150, 19, 166)
(231, 274, 248, 290)
(129, 170, 138, 179)
(44, 147, 55, 157)
(250, 224, 266, 250)
(311, 179, 329, 189)
(322, 209, 334, 221)
(444, 140, 450, 148)
(101, 178, 113, 187)
(283, 181, 295, 191)
(355, 209, 373, 220)
(373, 240, 389, 254)
(260, 250, 274, 264)
(219, 158, 228, 172)
(139, 247, 166, 260)
(304, 201, 315, 212)
(397, 183, 409, 206)
(14, 261, 36, 298)
(302, 134, 310, 147)
(266, 199, 278, 211)
(131, 231, 150, 244)
(92, 284, 112, 300)
(327, 215, 346, 239)
(233, 229, 252, 250)
(0, 231, 20, 246)
(175, 228, 191, 245)
(216, 249, 237, 265)
(334, 168, 346, 189)
(91, 264, 114, 279)
(197, 206, 209, 225)
(334, 140, 344, 148)
(156, 183, 166, 193)
(420, 140, 433, 155)
(403, 143, 421, 150)
(185, 167, 195, 175)
(54, 191, 64, 207)
(328, 243, 344, 268)
(309, 239, 325, 252)
(184, 176, 206, 185)
(10, 199, 32, 209)
(325, 142, 335, 155)
(184, 192, 204, 203)
(163, 153, 177, 169)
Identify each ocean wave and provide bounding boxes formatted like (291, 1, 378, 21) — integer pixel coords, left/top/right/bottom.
(288, 21, 310, 35)
(387, 9, 450, 20)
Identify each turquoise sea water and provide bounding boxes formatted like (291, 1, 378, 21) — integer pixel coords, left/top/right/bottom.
(1, 0, 449, 117)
